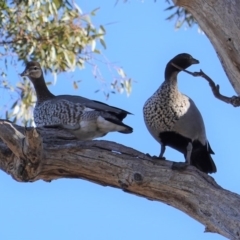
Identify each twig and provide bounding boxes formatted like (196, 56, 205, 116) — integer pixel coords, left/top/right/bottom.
(171, 62, 240, 107)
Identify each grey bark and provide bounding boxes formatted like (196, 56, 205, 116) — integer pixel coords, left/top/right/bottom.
(0, 120, 240, 239)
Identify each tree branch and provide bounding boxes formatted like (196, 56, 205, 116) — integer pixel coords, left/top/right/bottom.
(0, 120, 239, 239)
(173, 0, 240, 95)
(171, 63, 240, 106)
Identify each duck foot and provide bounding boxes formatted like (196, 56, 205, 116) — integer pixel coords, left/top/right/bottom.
(172, 162, 189, 171)
(146, 153, 165, 160)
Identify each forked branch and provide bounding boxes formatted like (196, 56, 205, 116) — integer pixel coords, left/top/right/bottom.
(171, 63, 240, 107)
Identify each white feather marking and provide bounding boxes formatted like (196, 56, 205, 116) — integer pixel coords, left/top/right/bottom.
(84, 107, 95, 112)
(80, 120, 96, 131)
(97, 116, 125, 132)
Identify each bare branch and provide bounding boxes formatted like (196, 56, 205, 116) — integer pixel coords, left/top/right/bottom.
(171, 62, 240, 107)
(0, 120, 239, 239)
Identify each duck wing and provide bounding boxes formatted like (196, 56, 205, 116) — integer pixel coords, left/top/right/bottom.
(54, 95, 132, 121)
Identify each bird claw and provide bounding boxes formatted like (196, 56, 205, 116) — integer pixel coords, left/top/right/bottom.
(172, 162, 189, 171)
(146, 153, 166, 160)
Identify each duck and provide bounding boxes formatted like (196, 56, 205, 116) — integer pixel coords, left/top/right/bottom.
(143, 53, 216, 174)
(20, 61, 133, 140)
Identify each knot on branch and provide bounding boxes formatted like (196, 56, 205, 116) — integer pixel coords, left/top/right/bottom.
(118, 179, 129, 189)
(134, 172, 143, 183)
(229, 96, 240, 107)
(23, 128, 43, 164)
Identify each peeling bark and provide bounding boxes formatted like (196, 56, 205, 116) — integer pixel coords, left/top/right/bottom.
(173, 0, 240, 95)
(0, 120, 239, 239)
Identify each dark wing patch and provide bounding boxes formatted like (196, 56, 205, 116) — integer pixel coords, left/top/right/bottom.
(104, 117, 133, 133)
(191, 141, 216, 173)
(159, 131, 191, 155)
(54, 95, 132, 120)
(159, 131, 217, 173)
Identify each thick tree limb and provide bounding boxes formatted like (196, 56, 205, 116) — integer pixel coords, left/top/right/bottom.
(173, 0, 240, 95)
(0, 121, 240, 239)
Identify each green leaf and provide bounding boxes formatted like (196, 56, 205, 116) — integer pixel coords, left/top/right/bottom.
(99, 25, 106, 33)
(91, 39, 96, 51)
(91, 7, 100, 16)
(164, 5, 176, 11)
(94, 49, 101, 54)
(117, 68, 126, 78)
(73, 81, 78, 89)
(100, 38, 106, 49)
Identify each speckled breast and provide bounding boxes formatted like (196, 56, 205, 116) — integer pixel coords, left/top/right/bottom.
(143, 85, 190, 133)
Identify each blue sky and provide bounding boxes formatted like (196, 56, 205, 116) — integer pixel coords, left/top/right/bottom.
(0, 1, 238, 239)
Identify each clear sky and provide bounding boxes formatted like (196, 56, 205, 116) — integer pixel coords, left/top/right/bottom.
(0, 1, 238, 239)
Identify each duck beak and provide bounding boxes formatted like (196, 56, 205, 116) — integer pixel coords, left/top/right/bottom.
(191, 58, 200, 64)
(20, 69, 29, 77)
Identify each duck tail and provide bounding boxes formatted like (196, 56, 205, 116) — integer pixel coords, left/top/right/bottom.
(191, 141, 217, 174)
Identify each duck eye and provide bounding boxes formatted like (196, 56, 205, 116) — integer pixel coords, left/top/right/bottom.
(34, 67, 37, 70)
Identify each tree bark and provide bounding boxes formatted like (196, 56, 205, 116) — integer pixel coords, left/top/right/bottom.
(0, 120, 239, 239)
(173, 0, 240, 95)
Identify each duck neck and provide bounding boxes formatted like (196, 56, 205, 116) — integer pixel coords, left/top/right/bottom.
(163, 72, 179, 92)
(31, 76, 55, 102)
(164, 63, 181, 84)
